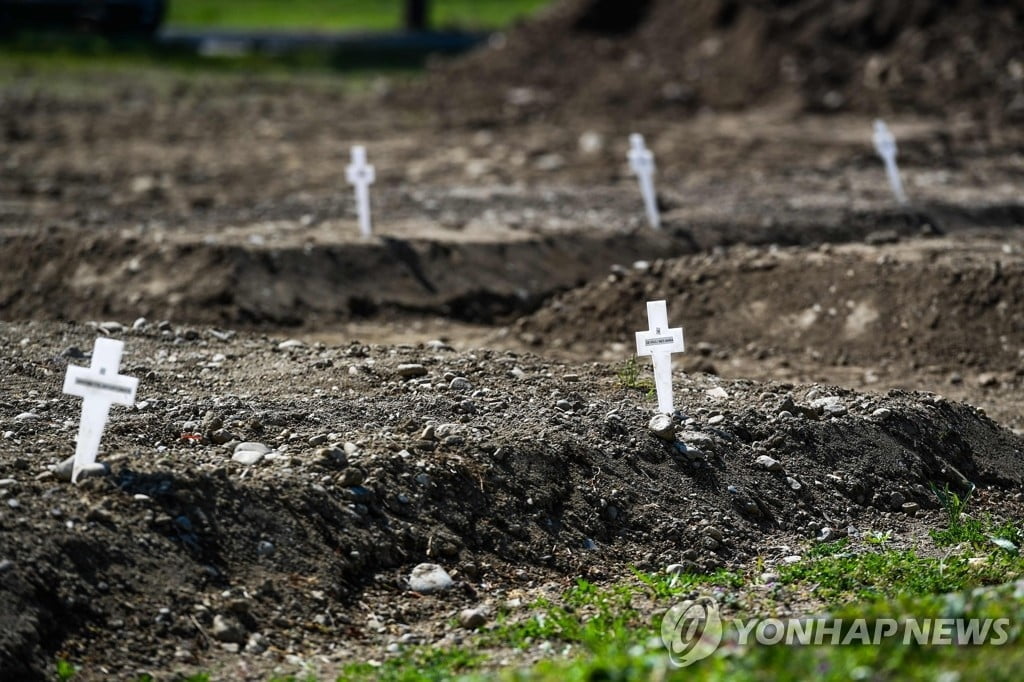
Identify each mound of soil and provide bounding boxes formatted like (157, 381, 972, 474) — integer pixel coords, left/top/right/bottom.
(2, 321, 1023, 678)
(518, 238, 1024, 372)
(413, 0, 1024, 122)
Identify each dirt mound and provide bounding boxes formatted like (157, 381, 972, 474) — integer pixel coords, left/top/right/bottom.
(412, 0, 1024, 122)
(517, 239, 1024, 372)
(2, 322, 1024, 677)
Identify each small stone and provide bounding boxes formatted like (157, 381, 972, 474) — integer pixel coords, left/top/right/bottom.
(396, 364, 428, 378)
(648, 414, 676, 441)
(278, 339, 304, 350)
(308, 434, 329, 446)
(902, 502, 920, 515)
(132, 317, 148, 330)
(245, 633, 268, 654)
(211, 614, 248, 644)
(210, 429, 235, 445)
(449, 377, 473, 392)
(232, 442, 270, 466)
(871, 408, 892, 420)
(408, 563, 454, 593)
(419, 425, 436, 441)
(13, 413, 40, 423)
(257, 541, 275, 557)
(755, 455, 784, 473)
(890, 491, 906, 509)
(61, 346, 86, 359)
(708, 415, 726, 426)
(760, 572, 780, 584)
(317, 447, 349, 469)
(459, 608, 487, 630)
(234, 442, 270, 455)
(52, 455, 108, 482)
(706, 387, 729, 400)
(811, 396, 846, 416)
(555, 399, 573, 412)
(786, 476, 802, 491)
(98, 321, 124, 334)
(978, 373, 1000, 388)
(339, 468, 365, 486)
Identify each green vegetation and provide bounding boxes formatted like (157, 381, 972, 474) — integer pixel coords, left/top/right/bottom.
(928, 482, 1022, 550)
(167, 0, 552, 32)
(617, 356, 655, 397)
(336, 541, 1024, 680)
(59, 537, 1024, 680)
(55, 659, 77, 681)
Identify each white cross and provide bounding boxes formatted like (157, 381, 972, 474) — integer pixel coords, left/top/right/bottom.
(346, 145, 376, 238)
(628, 133, 660, 229)
(872, 120, 908, 206)
(62, 338, 138, 484)
(635, 300, 685, 414)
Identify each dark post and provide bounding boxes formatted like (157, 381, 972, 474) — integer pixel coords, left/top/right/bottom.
(404, 0, 429, 30)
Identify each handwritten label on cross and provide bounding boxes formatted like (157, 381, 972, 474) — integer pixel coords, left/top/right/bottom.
(62, 338, 138, 484)
(872, 120, 908, 206)
(635, 300, 685, 414)
(346, 145, 376, 238)
(628, 133, 660, 229)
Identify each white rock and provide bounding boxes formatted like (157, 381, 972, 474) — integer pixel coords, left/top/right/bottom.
(706, 387, 729, 400)
(278, 339, 304, 350)
(232, 442, 271, 465)
(755, 455, 784, 472)
(408, 563, 454, 593)
(648, 414, 676, 441)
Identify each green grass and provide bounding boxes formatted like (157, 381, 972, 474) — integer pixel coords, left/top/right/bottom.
(166, 0, 553, 31)
(617, 356, 655, 397)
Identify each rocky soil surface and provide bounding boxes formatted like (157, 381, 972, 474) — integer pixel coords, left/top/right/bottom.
(2, 0, 1024, 678)
(2, 320, 1024, 679)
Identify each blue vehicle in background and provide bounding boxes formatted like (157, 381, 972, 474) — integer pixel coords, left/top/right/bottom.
(0, 0, 166, 35)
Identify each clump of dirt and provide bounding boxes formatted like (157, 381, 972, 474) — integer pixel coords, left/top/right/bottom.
(518, 238, 1024, 372)
(2, 321, 1023, 678)
(411, 0, 1024, 123)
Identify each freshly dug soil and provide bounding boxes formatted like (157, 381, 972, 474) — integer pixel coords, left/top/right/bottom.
(1, 321, 1023, 679)
(412, 0, 1024, 123)
(519, 236, 1024, 372)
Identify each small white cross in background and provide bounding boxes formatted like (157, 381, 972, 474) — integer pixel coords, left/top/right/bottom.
(628, 133, 661, 229)
(635, 300, 685, 414)
(872, 120, 908, 206)
(63, 338, 138, 483)
(346, 145, 376, 238)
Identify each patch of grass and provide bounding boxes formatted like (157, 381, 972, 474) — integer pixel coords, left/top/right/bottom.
(928, 482, 1023, 550)
(167, 0, 552, 32)
(806, 538, 851, 558)
(780, 548, 1024, 602)
(617, 356, 655, 397)
(340, 646, 486, 681)
(55, 659, 77, 681)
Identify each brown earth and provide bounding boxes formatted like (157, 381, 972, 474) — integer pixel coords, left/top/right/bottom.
(2, 0, 1024, 678)
(410, 0, 1024, 124)
(2, 321, 1024, 679)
